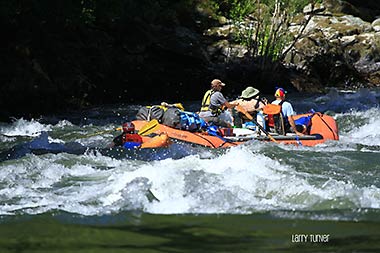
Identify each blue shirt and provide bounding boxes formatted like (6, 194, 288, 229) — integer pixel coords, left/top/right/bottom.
(272, 100, 295, 118)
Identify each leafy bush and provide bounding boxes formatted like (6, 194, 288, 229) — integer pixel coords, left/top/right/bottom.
(198, 0, 320, 63)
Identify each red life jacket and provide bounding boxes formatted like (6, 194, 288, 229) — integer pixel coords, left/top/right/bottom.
(122, 134, 143, 144)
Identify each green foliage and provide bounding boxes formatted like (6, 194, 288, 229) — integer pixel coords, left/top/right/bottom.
(201, 0, 320, 63)
(81, 0, 96, 25)
(228, 0, 255, 21)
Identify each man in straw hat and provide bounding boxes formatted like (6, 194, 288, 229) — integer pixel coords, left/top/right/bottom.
(231, 86, 267, 127)
(199, 79, 239, 127)
(233, 86, 267, 113)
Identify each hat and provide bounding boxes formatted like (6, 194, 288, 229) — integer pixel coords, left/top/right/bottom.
(240, 86, 260, 99)
(211, 79, 225, 87)
(122, 122, 135, 133)
(274, 87, 287, 98)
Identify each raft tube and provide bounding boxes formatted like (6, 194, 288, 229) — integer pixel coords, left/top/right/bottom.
(123, 133, 171, 149)
(132, 112, 339, 148)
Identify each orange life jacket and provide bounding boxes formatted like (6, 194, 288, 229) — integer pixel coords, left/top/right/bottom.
(263, 103, 282, 127)
(263, 101, 285, 134)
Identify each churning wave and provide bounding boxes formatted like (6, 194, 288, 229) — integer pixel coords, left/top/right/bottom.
(0, 145, 379, 216)
(1, 88, 380, 218)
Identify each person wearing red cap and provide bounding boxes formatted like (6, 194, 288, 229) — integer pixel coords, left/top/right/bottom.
(271, 88, 304, 135)
(199, 79, 239, 127)
(109, 122, 143, 148)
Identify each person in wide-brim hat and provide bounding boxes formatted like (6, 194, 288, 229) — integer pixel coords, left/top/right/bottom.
(233, 86, 266, 112)
(231, 86, 267, 126)
(240, 86, 260, 99)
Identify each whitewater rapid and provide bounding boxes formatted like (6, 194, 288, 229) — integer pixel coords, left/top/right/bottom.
(1, 88, 380, 218)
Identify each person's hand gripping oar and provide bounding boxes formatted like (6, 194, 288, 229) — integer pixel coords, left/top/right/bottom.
(236, 105, 278, 143)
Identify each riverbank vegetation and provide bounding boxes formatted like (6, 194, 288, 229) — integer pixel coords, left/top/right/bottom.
(1, 1, 378, 120)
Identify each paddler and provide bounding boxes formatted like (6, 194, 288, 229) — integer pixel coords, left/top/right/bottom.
(109, 122, 143, 148)
(199, 79, 239, 127)
(270, 87, 305, 135)
(231, 86, 267, 127)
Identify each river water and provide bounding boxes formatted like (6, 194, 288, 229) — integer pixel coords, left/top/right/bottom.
(1, 88, 380, 252)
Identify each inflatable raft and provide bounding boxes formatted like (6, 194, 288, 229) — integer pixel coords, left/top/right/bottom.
(133, 112, 339, 148)
(135, 134, 171, 149)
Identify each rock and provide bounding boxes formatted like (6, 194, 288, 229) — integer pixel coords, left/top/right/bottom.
(204, 24, 237, 38)
(372, 18, 380, 32)
(323, 0, 361, 17)
(303, 3, 326, 14)
(284, 10, 380, 89)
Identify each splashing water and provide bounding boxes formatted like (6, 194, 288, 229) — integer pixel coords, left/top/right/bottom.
(1, 88, 380, 220)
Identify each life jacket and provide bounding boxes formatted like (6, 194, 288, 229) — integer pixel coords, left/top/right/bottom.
(200, 89, 224, 116)
(120, 133, 143, 149)
(263, 101, 286, 135)
(122, 134, 143, 144)
(209, 93, 225, 116)
(200, 89, 214, 112)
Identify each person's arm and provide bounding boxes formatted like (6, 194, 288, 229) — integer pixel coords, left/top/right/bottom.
(257, 100, 266, 110)
(283, 102, 304, 136)
(109, 134, 123, 147)
(288, 115, 304, 136)
(214, 92, 238, 109)
(224, 100, 239, 109)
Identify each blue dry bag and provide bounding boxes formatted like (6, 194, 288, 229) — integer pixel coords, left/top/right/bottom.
(179, 111, 207, 132)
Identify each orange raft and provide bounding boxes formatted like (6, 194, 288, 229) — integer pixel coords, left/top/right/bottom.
(133, 121, 241, 148)
(139, 134, 171, 149)
(133, 112, 339, 148)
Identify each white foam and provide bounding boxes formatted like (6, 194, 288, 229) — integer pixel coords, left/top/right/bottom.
(55, 120, 74, 128)
(337, 108, 380, 146)
(1, 125, 380, 217)
(139, 147, 380, 214)
(0, 118, 51, 137)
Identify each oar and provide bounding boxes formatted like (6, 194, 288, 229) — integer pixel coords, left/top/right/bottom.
(236, 105, 278, 143)
(80, 119, 159, 139)
(137, 119, 159, 136)
(81, 127, 122, 138)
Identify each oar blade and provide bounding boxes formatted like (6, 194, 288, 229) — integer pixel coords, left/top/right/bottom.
(137, 119, 159, 136)
(236, 105, 253, 120)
